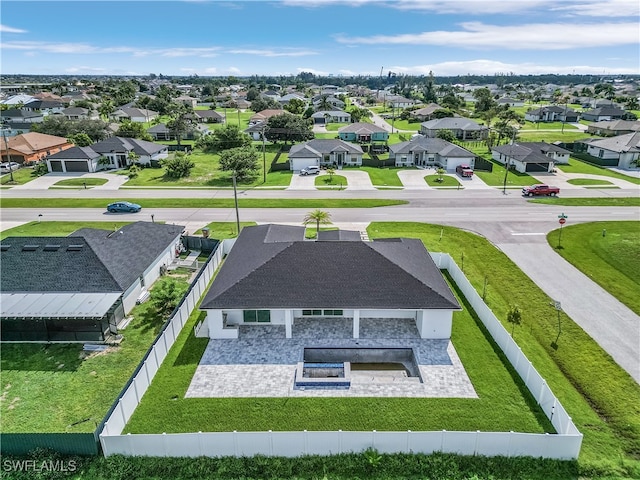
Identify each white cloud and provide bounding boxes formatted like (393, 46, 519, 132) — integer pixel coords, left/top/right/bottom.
(65, 66, 107, 74)
(203, 67, 218, 74)
(0, 24, 27, 33)
(228, 48, 318, 57)
(335, 21, 639, 49)
(2, 41, 222, 57)
(227, 67, 241, 74)
(296, 67, 329, 75)
(282, 0, 638, 17)
(389, 59, 637, 76)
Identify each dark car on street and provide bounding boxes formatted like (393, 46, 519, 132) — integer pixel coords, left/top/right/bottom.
(107, 201, 142, 213)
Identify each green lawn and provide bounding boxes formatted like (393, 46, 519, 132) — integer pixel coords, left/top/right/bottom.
(474, 162, 536, 187)
(522, 121, 578, 130)
(517, 131, 589, 143)
(529, 197, 640, 207)
(52, 177, 108, 187)
(0, 167, 37, 186)
(557, 157, 640, 185)
(547, 221, 640, 315)
(349, 166, 403, 187)
(0, 220, 193, 432)
(125, 280, 550, 435)
(325, 123, 350, 131)
(425, 174, 461, 187)
(315, 174, 347, 187)
(0, 198, 408, 209)
(389, 119, 421, 131)
(365, 223, 639, 472)
(193, 222, 257, 239)
(0, 221, 133, 240)
(566, 178, 613, 186)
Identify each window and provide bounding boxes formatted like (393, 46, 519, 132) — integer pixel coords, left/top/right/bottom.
(243, 310, 271, 322)
(598, 149, 604, 158)
(323, 309, 343, 316)
(302, 310, 322, 316)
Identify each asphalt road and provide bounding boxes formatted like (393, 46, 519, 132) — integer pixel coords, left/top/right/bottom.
(1, 189, 639, 383)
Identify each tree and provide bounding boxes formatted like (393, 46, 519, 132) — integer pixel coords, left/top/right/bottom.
(326, 167, 335, 182)
(246, 87, 260, 101)
(166, 112, 193, 147)
(265, 113, 314, 144)
(250, 97, 280, 113)
(436, 129, 456, 142)
(197, 124, 252, 152)
(68, 132, 93, 147)
(128, 150, 140, 165)
(284, 98, 306, 115)
(317, 95, 332, 111)
(30, 117, 109, 142)
(116, 120, 152, 141)
(163, 152, 195, 179)
(349, 106, 372, 123)
(436, 167, 446, 182)
(151, 277, 188, 316)
(507, 304, 522, 337)
(303, 209, 332, 238)
(473, 87, 497, 114)
(127, 163, 140, 179)
(98, 99, 114, 120)
(219, 146, 260, 181)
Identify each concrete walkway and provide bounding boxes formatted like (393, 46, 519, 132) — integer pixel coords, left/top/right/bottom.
(10, 172, 129, 190)
(339, 169, 375, 190)
(397, 170, 430, 189)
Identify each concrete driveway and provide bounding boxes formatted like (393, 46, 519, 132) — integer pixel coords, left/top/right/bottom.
(339, 169, 375, 190)
(287, 171, 318, 190)
(397, 170, 430, 189)
(10, 172, 129, 190)
(531, 170, 640, 190)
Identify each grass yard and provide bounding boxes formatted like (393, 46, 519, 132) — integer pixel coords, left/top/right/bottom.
(315, 173, 347, 187)
(546, 221, 640, 315)
(529, 197, 640, 207)
(125, 280, 550, 435)
(0, 220, 193, 432)
(425, 174, 461, 187)
(325, 123, 350, 131)
(522, 121, 578, 130)
(193, 222, 257, 239)
(566, 178, 613, 186)
(389, 119, 421, 131)
(0, 221, 133, 240)
(474, 162, 535, 187)
(517, 130, 589, 143)
(365, 223, 640, 473)
(348, 166, 403, 187)
(0, 167, 37, 186)
(0, 198, 408, 209)
(52, 177, 108, 187)
(557, 157, 640, 185)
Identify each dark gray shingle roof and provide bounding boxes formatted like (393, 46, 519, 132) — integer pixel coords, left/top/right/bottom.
(200, 225, 460, 310)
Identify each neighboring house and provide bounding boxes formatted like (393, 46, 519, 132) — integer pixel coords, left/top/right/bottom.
(147, 122, 208, 141)
(193, 110, 225, 124)
(338, 122, 389, 143)
(244, 121, 267, 141)
(491, 142, 567, 173)
(0, 122, 33, 137)
(312, 96, 345, 110)
(110, 107, 158, 123)
(0, 222, 184, 343)
(385, 95, 417, 109)
(61, 107, 96, 120)
(410, 103, 446, 122)
(0, 108, 45, 123)
(235, 99, 251, 110)
(524, 106, 578, 123)
(310, 110, 351, 124)
(0, 94, 35, 106)
(199, 224, 461, 340)
(586, 120, 640, 137)
(580, 106, 626, 122)
(575, 133, 640, 169)
(420, 117, 489, 141)
(261, 90, 281, 101)
(288, 139, 364, 170)
(22, 99, 65, 115)
(0, 132, 73, 165)
(497, 97, 524, 107)
(278, 93, 306, 106)
(389, 136, 476, 171)
(249, 109, 285, 125)
(175, 96, 198, 108)
(47, 136, 168, 172)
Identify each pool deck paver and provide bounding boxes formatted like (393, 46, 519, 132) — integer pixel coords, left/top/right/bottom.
(186, 318, 477, 399)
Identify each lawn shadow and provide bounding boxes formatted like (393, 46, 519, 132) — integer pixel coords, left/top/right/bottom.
(172, 314, 209, 367)
(0, 344, 84, 372)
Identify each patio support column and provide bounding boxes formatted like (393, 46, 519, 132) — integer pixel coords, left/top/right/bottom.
(353, 310, 360, 339)
(285, 309, 293, 339)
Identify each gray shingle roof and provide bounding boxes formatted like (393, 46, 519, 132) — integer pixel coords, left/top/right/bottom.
(338, 122, 387, 134)
(48, 146, 101, 160)
(200, 224, 460, 310)
(289, 139, 363, 157)
(492, 143, 553, 163)
(421, 117, 487, 131)
(577, 132, 640, 153)
(0, 222, 184, 294)
(390, 137, 473, 157)
(91, 136, 167, 156)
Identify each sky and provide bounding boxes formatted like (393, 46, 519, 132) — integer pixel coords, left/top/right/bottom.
(1, 0, 639, 77)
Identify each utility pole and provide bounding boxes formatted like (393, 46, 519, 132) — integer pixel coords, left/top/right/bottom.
(261, 127, 266, 183)
(1, 123, 15, 183)
(232, 172, 240, 236)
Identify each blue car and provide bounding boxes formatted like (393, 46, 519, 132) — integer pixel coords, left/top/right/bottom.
(107, 201, 142, 213)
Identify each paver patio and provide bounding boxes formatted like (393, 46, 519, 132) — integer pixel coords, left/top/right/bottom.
(186, 318, 477, 398)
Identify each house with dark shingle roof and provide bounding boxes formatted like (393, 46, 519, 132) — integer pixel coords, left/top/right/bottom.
(389, 136, 476, 171)
(199, 224, 460, 340)
(420, 117, 489, 141)
(586, 120, 640, 137)
(46, 136, 168, 172)
(338, 122, 388, 143)
(194, 109, 225, 124)
(1, 222, 184, 343)
(491, 141, 570, 173)
(580, 106, 627, 122)
(288, 139, 364, 170)
(575, 132, 640, 169)
(524, 106, 578, 123)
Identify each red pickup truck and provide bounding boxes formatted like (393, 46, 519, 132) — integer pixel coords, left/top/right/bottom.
(522, 184, 560, 196)
(456, 164, 474, 177)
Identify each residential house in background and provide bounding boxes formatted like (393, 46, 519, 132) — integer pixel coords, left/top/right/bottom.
(0, 132, 73, 164)
(199, 224, 461, 340)
(22, 99, 65, 116)
(249, 109, 285, 125)
(338, 122, 389, 144)
(0, 108, 45, 124)
(420, 117, 489, 141)
(193, 110, 225, 124)
(176, 96, 198, 109)
(310, 110, 351, 124)
(389, 136, 476, 171)
(524, 106, 579, 123)
(312, 96, 345, 110)
(46, 136, 168, 172)
(147, 123, 207, 141)
(1, 222, 184, 343)
(61, 107, 97, 121)
(575, 133, 640, 169)
(288, 139, 363, 170)
(586, 120, 640, 137)
(497, 97, 524, 107)
(491, 142, 567, 173)
(410, 103, 446, 122)
(580, 106, 627, 122)
(110, 107, 158, 123)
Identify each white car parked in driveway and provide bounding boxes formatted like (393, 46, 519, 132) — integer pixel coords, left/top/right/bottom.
(300, 166, 320, 176)
(0, 162, 20, 174)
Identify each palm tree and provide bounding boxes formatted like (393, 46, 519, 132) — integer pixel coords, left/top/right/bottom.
(303, 209, 332, 239)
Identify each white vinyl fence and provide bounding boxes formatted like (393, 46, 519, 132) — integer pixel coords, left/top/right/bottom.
(100, 252, 582, 460)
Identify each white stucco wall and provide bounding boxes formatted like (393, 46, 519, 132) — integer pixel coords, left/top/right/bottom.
(290, 157, 320, 171)
(416, 309, 453, 339)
